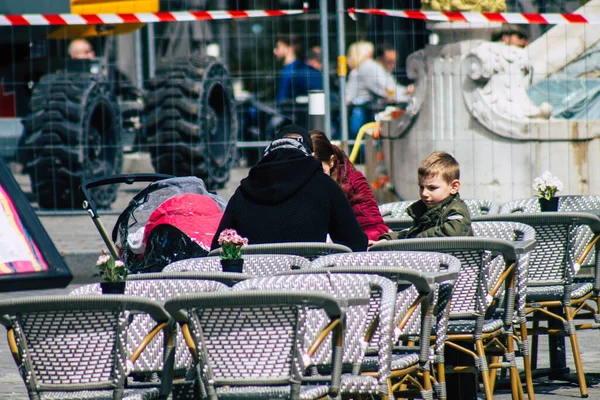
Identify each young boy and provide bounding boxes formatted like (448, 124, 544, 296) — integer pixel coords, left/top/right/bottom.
(378, 151, 472, 240)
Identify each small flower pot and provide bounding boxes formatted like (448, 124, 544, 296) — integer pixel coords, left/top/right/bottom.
(221, 258, 244, 273)
(539, 197, 559, 212)
(101, 281, 126, 294)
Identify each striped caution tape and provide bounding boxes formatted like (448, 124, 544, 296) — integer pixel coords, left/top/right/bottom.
(0, 7, 307, 26)
(348, 8, 597, 24)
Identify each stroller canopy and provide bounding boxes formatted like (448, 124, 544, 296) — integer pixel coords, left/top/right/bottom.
(143, 193, 223, 252)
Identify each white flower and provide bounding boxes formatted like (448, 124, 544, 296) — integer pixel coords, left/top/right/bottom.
(115, 260, 125, 268)
(532, 171, 563, 200)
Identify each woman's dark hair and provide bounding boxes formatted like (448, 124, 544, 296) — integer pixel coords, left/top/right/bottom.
(310, 130, 362, 200)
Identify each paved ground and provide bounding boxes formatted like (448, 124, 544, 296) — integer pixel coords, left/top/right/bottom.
(2, 155, 600, 398)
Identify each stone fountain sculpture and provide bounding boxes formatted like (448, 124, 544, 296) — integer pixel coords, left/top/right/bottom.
(421, 0, 506, 12)
(377, 0, 600, 203)
(462, 41, 552, 138)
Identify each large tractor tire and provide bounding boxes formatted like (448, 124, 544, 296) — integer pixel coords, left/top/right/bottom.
(19, 73, 123, 209)
(144, 55, 237, 189)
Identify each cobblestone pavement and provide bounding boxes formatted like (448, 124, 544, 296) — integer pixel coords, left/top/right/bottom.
(3, 157, 600, 398)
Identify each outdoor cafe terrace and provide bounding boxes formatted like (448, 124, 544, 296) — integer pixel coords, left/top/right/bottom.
(3, 192, 600, 399)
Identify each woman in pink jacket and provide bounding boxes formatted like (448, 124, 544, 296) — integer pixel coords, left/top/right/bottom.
(310, 131, 390, 241)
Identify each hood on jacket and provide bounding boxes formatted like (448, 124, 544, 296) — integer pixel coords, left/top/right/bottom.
(240, 148, 322, 205)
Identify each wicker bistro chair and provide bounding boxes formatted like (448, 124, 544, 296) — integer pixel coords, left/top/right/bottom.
(208, 242, 352, 261)
(379, 200, 414, 218)
(0, 296, 175, 400)
(129, 271, 251, 287)
(308, 251, 461, 400)
(381, 199, 500, 233)
(475, 212, 600, 398)
(369, 237, 526, 400)
(499, 195, 600, 269)
(379, 201, 414, 234)
(383, 217, 414, 233)
(499, 195, 600, 214)
(164, 290, 346, 400)
(71, 277, 232, 399)
(470, 221, 537, 400)
(164, 254, 311, 275)
(380, 199, 499, 219)
(464, 199, 501, 217)
(232, 272, 398, 399)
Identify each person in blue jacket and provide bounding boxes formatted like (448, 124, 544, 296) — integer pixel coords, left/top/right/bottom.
(273, 35, 322, 103)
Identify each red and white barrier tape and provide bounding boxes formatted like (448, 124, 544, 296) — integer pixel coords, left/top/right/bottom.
(0, 8, 307, 26)
(348, 8, 597, 24)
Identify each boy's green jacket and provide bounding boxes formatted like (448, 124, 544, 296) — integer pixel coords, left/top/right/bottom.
(380, 193, 473, 240)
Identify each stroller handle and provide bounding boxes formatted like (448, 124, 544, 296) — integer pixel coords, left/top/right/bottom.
(80, 173, 175, 260)
(81, 173, 175, 214)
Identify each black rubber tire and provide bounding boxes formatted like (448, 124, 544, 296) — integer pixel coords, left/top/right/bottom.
(19, 72, 123, 209)
(144, 55, 237, 189)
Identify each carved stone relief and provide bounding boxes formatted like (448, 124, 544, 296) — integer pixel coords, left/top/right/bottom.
(387, 50, 427, 139)
(461, 41, 552, 139)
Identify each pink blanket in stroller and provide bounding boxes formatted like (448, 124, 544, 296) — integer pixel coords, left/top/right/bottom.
(142, 193, 223, 252)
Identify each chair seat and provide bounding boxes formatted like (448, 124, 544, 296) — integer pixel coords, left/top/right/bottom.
(215, 384, 330, 399)
(527, 282, 594, 302)
(41, 388, 159, 400)
(361, 353, 420, 372)
(339, 374, 382, 395)
(447, 319, 504, 335)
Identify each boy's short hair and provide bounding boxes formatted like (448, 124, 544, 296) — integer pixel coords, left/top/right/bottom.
(418, 151, 460, 184)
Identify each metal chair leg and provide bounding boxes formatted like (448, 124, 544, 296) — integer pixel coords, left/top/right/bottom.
(564, 306, 588, 398)
(519, 320, 535, 400)
(476, 340, 494, 400)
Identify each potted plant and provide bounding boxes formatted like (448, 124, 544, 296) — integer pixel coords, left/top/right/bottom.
(532, 170, 564, 211)
(94, 249, 128, 294)
(217, 229, 248, 273)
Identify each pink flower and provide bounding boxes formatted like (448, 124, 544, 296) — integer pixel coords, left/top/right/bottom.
(94, 249, 128, 282)
(217, 229, 248, 260)
(96, 254, 111, 266)
(218, 229, 248, 246)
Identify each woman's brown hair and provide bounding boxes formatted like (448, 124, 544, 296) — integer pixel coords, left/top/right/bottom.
(310, 130, 360, 199)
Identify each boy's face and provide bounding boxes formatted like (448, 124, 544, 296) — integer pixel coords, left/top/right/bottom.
(418, 174, 460, 208)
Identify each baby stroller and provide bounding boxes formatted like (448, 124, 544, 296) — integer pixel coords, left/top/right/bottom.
(82, 173, 226, 273)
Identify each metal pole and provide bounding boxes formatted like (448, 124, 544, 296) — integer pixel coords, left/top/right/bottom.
(134, 29, 144, 87)
(318, 0, 332, 139)
(147, 24, 156, 79)
(336, 0, 348, 151)
(217, 0, 229, 66)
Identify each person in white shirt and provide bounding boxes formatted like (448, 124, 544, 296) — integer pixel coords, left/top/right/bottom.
(345, 41, 413, 137)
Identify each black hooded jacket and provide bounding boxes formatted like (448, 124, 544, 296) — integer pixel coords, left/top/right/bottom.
(210, 148, 368, 251)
